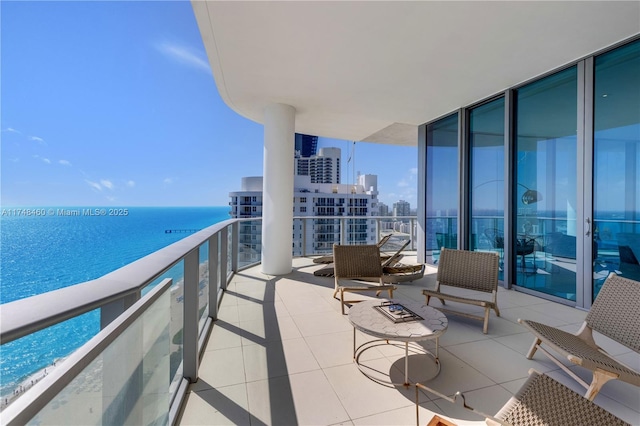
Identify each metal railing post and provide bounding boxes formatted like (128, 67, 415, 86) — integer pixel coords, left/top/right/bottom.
(220, 227, 229, 289)
(100, 292, 139, 330)
(231, 222, 239, 273)
(183, 248, 199, 382)
(208, 233, 219, 320)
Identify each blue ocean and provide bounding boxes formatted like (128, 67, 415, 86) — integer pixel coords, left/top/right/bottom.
(0, 206, 230, 399)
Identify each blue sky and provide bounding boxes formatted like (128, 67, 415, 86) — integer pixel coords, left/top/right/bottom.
(1, 1, 418, 208)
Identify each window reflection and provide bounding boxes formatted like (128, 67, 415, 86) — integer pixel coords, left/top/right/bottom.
(469, 98, 505, 280)
(593, 40, 640, 297)
(426, 114, 458, 264)
(515, 67, 578, 300)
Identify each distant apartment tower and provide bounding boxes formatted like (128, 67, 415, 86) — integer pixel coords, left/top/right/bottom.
(378, 202, 390, 216)
(295, 147, 341, 184)
(228, 177, 264, 263)
(229, 174, 379, 263)
(294, 173, 379, 255)
(229, 177, 263, 218)
(393, 200, 411, 217)
(294, 133, 318, 158)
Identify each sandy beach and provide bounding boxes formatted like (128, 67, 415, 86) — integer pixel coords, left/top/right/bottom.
(1, 357, 64, 410)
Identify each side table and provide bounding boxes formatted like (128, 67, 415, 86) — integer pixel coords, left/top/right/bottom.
(348, 300, 448, 386)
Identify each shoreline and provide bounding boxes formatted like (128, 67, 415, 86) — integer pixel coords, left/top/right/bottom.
(1, 357, 64, 410)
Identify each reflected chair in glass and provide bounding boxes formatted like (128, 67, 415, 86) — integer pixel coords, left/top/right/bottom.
(484, 228, 536, 273)
(516, 237, 537, 273)
(483, 228, 504, 261)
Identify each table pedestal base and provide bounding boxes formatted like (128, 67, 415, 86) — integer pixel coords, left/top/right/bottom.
(353, 337, 441, 387)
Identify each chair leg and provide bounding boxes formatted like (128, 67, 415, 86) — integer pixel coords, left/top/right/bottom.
(526, 338, 541, 359)
(483, 307, 490, 334)
(585, 370, 618, 401)
(425, 294, 431, 305)
(340, 289, 346, 315)
(388, 288, 394, 298)
(493, 305, 501, 317)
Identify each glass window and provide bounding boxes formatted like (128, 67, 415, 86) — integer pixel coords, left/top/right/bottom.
(515, 66, 578, 300)
(469, 97, 505, 280)
(593, 40, 640, 296)
(426, 113, 459, 264)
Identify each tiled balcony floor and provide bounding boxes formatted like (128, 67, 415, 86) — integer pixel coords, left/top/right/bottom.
(178, 256, 640, 425)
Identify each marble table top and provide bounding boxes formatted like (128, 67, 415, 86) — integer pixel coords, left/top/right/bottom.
(348, 300, 448, 342)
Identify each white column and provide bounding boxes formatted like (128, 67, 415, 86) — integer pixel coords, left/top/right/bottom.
(261, 103, 295, 275)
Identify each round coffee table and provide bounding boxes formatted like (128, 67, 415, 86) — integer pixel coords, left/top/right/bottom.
(348, 300, 448, 387)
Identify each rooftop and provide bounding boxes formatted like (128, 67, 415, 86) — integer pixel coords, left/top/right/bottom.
(177, 256, 640, 425)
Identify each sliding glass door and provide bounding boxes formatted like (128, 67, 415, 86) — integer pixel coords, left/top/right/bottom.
(469, 98, 505, 281)
(426, 114, 459, 264)
(515, 67, 578, 300)
(593, 40, 640, 297)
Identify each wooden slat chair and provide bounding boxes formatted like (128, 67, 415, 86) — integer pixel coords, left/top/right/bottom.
(332, 244, 396, 315)
(423, 248, 500, 334)
(519, 273, 640, 401)
(416, 369, 630, 425)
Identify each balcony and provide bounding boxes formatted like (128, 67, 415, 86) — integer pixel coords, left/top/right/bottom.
(1, 218, 638, 425)
(177, 257, 640, 425)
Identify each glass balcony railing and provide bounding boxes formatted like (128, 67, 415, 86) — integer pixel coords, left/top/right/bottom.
(0, 219, 237, 424)
(0, 216, 416, 424)
(29, 279, 173, 425)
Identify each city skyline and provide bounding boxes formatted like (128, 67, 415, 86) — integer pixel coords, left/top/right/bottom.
(0, 1, 418, 208)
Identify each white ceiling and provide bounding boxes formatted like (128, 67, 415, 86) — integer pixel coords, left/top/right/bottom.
(192, 1, 639, 146)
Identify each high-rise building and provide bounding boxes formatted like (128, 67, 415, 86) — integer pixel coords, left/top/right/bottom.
(295, 147, 341, 184)
(294, 133, 318, 158)
(393, 200, 411, 217)
(293, 173, 379, 256)
(230, 173, 379, 262)
(378, 202, 390, 217)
